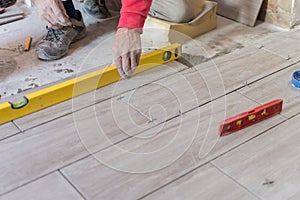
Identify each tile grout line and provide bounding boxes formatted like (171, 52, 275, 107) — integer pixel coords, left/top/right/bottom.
(181, 56, 299, 118)
(14, 50, 300, 133)
(100, 58, 300, 154)
(138, 125, 283, 199)
(210, 162, 263, 200)
(1, 57, 299, 193)
(247, 29, 298, 62)
(1, 17, 298, 198)
(5, 102, 300, 200)
(0, 169, 88, 199)
(210, 118, 290, 162)
(12, 120, 23, 133)
(0, 170, 56, 197)
(138, 162, 211, 199)
(242, 60, 299, 89)
(139, 113, 296, 199)
(4, 58, 298, 188)
(236, 91, 289, 119)
(236, 90, 266, 105)
(58, 170, 88, 200)
(0, 151, 94, 197)
(258, 45, 292, 61)
(16, 63, 190, 133)
(2, 90, 299, 199)
(119, 97, 155, 123)
(2, 50, 300, 196)
(0, 132, 20, 142)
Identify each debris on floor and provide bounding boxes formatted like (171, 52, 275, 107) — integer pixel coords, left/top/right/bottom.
(24, 36, 32, 51)
(262, 179, 275, 186)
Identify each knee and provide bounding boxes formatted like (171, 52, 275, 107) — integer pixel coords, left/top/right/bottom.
(150, 0, 194, 23)
(168, 0, 194, 23)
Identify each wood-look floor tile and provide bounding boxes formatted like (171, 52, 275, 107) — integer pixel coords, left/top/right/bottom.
(144, 164, 256, 200)
(255, 30, 300, 61)
(238, 64, 300, 118)
(61, 92, 283, 200)
(0, 122, 19, 140)
(0, 172, 83, 200)
(0, 98, 150, 195)
(14, 61, 187, 131)
(213, 114, 300, 200)
(120, 45, 292, 124)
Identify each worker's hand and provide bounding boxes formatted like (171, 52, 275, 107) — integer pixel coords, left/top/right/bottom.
(33, 0, 71, 29)
(113, 28, 142, 78)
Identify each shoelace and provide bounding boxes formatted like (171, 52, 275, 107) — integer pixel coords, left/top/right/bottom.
(44, 26, 64, 42)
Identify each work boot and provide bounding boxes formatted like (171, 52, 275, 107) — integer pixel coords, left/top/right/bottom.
(0, 0, 16, 8)
(83, 0, 111, 19)
(36, 11, 87, 61)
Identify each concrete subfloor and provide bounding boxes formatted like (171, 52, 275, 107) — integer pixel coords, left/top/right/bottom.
(0, 1, 120, 101)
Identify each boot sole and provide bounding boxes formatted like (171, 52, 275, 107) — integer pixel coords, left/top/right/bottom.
(37, 28, 87, 61)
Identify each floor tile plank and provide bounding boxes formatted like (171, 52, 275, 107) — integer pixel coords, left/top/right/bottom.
(238, 64, 300, 118)
(182, 16, 280, 59)
(14, 61, 187, 131)
(14, 44, 293, 132)
(144, 164, 256, 200)
(204, 46, 293, 93)
(0, 172, 83, 200)
(120, 45, 292, 124)
(213, 114, 300, 200)
(213, 0, 263, 26)
(0, 98, 151, 195)
(0, 122, 20, 140)
(1, 34, 295, 199)
(61, 93, 284, 200)
(255, 30, 300, 61)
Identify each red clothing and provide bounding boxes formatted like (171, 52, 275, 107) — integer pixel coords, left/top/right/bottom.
(118, 0, 152, 32)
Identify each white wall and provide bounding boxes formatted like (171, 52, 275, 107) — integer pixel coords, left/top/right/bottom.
(292, 0, 300, 26)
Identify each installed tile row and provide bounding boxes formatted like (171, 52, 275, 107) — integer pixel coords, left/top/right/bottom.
(0, 43, 295, 197)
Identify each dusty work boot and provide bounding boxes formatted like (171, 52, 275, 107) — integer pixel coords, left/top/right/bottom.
(0, 0, 16, 8)
(83, 0, 111, 19)
(36, 11, 87, 61)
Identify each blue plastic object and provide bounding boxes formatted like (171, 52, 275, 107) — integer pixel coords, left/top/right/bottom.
(292, 70, 300, 89)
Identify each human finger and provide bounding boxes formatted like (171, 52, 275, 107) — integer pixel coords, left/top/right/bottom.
(122, 54, 132, 77)
(114, 57, 126, 78)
